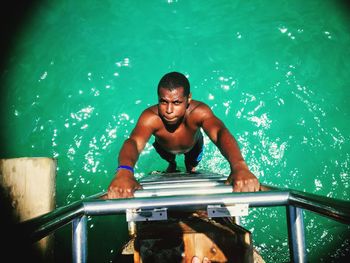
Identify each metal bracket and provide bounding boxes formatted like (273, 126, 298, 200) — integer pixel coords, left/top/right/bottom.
(126, 208, 168, 222)
(207, 204, 249, 218)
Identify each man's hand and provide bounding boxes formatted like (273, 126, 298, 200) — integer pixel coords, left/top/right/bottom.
(107, 170, 142, 199)
(225, 169, 260, 192)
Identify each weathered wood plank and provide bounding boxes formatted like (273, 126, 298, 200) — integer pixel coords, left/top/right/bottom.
(0, 157, 56, 262)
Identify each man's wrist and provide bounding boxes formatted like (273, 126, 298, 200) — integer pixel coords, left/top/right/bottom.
(231, 160, 249, 172)
(116, 165, 134, 173)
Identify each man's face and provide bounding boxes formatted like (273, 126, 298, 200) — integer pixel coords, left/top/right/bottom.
(158, 87, 192, 125)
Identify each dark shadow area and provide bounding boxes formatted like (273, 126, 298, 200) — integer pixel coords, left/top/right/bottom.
(317, 230, 350, 263)
(122, 211, 254, 263)
(128, 217, 186, 263)
(0, 185, 50, 262)
(0, 0, 41, 72)
(338, 0, 350, 26)
(0, 0, 41, 157)
(340, 0, 350, 10)
(89, 215, 130, 263)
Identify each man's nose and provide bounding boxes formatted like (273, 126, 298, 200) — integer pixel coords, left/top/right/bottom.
(166, 103, 173, 114)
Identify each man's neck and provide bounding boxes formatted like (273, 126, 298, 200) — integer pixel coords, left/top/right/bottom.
(162, 116, 185, 133)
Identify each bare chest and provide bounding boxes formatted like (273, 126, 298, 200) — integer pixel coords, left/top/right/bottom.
(154, 123, 200, 154)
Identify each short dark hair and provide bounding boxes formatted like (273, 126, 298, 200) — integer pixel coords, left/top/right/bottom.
(157, 72, 190, 97)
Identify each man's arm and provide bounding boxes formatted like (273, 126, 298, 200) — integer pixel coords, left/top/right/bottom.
(107, 110, 155, 199)
(199, 105, 260, 192)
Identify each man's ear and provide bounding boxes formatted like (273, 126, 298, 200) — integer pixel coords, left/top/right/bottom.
(187, 93, 192, 104)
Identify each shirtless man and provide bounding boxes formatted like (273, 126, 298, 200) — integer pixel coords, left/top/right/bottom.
(107, 72, 260, 199)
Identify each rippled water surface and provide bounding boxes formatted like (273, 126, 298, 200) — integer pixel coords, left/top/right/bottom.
(1, 0, 349, 262)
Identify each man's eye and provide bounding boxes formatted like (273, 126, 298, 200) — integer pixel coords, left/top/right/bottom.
(160, 101, 167, 104)
(174, 101, 181, 105)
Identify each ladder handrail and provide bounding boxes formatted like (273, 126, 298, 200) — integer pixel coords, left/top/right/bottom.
(17, 183, 350, 244)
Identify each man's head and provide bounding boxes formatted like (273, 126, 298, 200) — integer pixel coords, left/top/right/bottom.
(157, 72, 190, 97)
(157, 72, 192, 126)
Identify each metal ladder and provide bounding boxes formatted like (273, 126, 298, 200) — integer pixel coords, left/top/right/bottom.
(19, 172, 350, 263)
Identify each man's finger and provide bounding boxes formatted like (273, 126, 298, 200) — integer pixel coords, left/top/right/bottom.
(255, 182, 261, 192)
(241, 184, 249, 192)
(225, 177, 233, 185)
(117, 188, 126, 198)
(248, 184, 255, 192)
(125, 188, 135, 198)
(232, 184, 242, 192)
(245, 180, 253, 192)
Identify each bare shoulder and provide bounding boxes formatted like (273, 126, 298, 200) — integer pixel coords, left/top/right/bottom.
(188, 100, 215, 125)
(129, 106, 159, 141)
(142, 105, 159, 117)
(137, 105, 161, 129)
(189, 100, 214, 116)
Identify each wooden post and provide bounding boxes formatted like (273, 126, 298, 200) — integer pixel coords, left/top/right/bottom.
(0, 157, 56, 262)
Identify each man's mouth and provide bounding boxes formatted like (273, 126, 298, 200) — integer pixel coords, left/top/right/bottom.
(163, 116, 177, 123)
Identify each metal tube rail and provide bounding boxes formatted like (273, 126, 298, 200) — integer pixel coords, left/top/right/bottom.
(136, 184, 269, 197)
(141, 180, 226, 190)
(72, 216, 88, 263)
(16, 185, 350, 263)
(83, 191, 290, 216)
(288, 190, 350, 224)
(20, 189, 290, 243)
(19, 188, 350, 243)
(18, 202, 85, 243)
(287, 206, 307, 263)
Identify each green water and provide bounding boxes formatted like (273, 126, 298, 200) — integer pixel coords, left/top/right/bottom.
(1, 0, 349, 262)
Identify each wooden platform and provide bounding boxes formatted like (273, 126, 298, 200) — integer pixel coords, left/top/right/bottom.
(133, 212, 254, 263)
(118, 171, 265, 263)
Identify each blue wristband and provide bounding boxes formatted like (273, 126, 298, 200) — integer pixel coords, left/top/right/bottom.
(117, 165, 134, 173)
